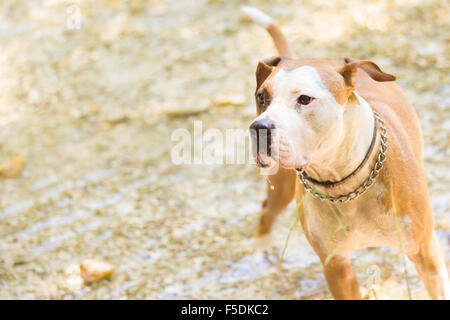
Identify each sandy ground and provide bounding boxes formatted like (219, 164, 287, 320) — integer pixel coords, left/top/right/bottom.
(0, 0, 448, 299)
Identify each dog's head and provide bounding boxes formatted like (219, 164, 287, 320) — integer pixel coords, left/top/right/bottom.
(249, 57, 395, 171)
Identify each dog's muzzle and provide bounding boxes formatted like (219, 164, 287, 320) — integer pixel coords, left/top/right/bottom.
(249, 119, 276, 167)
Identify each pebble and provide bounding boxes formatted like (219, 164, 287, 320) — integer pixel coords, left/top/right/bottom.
(80, 259, 116, 283)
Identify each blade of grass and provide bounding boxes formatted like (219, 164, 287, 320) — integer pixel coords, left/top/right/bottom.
(310, 188, 348, 236)
(393, 208, 412, 300)
(308, 189, 349, 266)
(277, 193, 311, 271)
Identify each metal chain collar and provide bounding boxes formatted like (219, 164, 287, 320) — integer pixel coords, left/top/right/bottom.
(297, 111, 388, 203)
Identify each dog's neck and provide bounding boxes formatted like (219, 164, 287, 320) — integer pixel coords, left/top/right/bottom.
(305, 92, 375, 183)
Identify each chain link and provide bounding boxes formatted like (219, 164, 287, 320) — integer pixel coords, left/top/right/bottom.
(297, 111, 388, 203)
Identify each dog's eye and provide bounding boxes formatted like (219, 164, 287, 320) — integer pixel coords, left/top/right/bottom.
(256, 93, 265, 106)
(297, 95, 313, 105)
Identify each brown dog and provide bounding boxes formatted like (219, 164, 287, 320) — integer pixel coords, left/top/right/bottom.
(243, 6, 449, 300)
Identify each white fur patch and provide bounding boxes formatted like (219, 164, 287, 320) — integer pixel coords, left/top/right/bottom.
(241, 6, 273, 28)
(256, 65, 343, 170)
(353, 91, 375, 130)
(272, 66, 335, 101)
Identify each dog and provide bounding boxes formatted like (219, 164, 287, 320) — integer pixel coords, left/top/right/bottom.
(243, 6, 449, 300)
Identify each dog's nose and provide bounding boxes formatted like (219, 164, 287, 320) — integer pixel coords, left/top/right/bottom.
(249, 119, 276, 136)
(250, 119, 276, 159)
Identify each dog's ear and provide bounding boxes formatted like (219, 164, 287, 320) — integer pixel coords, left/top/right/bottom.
(256, 56, 291, 90)
(338, 57, 396, 87)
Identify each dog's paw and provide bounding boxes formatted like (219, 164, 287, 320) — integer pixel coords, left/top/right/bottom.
(252, 230, 274, 252)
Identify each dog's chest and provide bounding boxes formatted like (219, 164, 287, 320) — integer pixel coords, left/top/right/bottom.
(302, 182, 414, 256)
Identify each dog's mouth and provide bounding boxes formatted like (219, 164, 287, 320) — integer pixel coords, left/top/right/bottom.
(251, 129, 276, 168)
(255, 151, 310, 174)
(276, 153, 311, 172)
(296, 167, 305, 173)
(255, 152, 274, 168)
(253, 144, 310, 171)
(256, 154, 266, 167)
(251, 129, 310, 171)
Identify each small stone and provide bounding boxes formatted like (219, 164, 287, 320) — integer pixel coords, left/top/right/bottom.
(100, 121, 112, 131)
(0, 155, 26, 178)
(80, 259, 116, 283)
(164, 106, 208, 117)
(213, 92, 247, 107)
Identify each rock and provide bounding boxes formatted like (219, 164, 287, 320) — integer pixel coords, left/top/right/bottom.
(213, 92, 247, 107)
(163, 97, 211, 117)
(80, 259, 116, 283)
(0, 155, 25, 178)
(164, 106, 209, 117)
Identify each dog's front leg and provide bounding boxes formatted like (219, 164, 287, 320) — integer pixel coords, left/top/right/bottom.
(323, 255, 361, 300)
(256, 167, 298, 236)
(408, 234, 449, 300)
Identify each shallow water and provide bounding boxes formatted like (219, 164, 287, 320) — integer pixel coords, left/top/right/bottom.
(0, 0, 448, 299)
